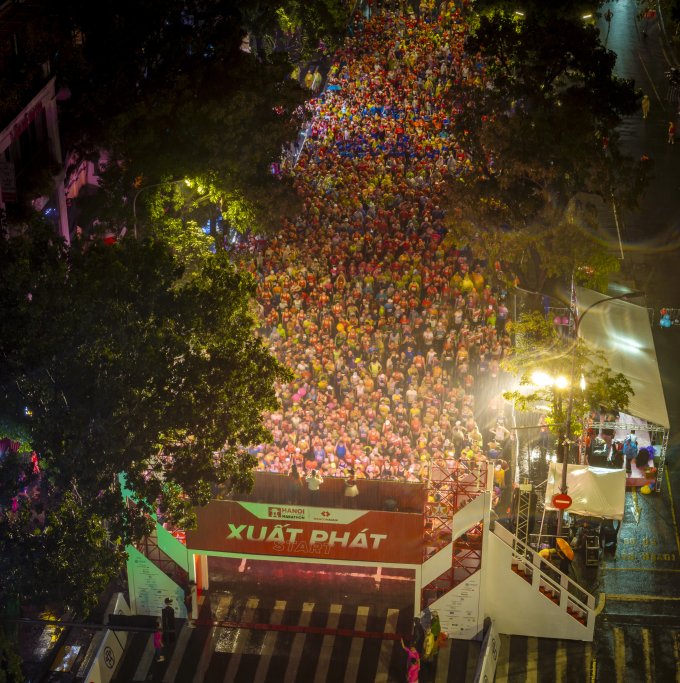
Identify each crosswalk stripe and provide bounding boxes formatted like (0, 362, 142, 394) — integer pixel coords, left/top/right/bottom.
(252, 600, 287, 683)
(222, 598, 259, 682)
(584, 642, 593, 682)
(193, 597, 232, 683)
(132, 634, 154, 681)
(494, 634, 510, 683)
(464, 641, 481, 683)
(313, 605, 343, 683)
(162, 622, 194, 683)
(434, 636, 452, 682)
(283, 602, 315, 683)
(525, 637, 538, 683)
(344, 606, 370, 683)
(555, 640, 567, 683)
(614, 628, 626, 683)
(374, 609, 400, 683)
(642, 628, 655, 683)
(673, 631, 680, 683)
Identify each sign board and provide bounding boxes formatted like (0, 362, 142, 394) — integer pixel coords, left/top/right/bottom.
(643, 10, 656, 17)
(187, 501, 423, 565)
(80, 593, 130, 683)
(0, 162, 17, 203)
(473, 620, 500, 683)
(552, 494, 572, 510)
(127, 546, 187, 618)
(429, 574, 481, 639)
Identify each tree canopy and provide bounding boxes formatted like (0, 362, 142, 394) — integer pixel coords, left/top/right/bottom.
(0, 218, 291, 611)
(444, 0, 650, 292)
(502, 312, 633, 444)
(4, 0, 349, 234)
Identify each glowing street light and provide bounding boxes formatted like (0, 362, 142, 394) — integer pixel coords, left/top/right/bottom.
(515, 10, 524, 15)
(531, 372, 554, 387)
(583, 14, 592, 18)
(555, 376, 569, 389)
(580, 375, 586, 391)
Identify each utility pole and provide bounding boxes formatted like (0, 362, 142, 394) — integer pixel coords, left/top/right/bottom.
(555, 288, 645, 536)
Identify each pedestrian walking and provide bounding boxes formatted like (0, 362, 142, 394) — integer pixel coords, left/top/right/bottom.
(304, 69, 314, 90)
(185, 581, 197, 628)
(154, 622, 165, 662)
(161, 597, 176, 645)
(642, 94, 649, 118)
(604, 9, 612, 27)
(312, 68, 323, 94)
(669, 121, 675, 144)
(401, 639, 421, 682)
(306, 467, 323, 506)
(421, 628, 437, 674)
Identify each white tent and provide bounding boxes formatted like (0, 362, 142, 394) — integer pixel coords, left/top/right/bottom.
(576, 287, 669, 428)
(545, 462, 626, 520)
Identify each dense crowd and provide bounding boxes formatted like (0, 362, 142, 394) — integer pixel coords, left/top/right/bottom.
(239, 5, 516, 486)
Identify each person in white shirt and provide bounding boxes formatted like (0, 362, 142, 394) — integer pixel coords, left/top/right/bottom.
(307, 469, 323, 507)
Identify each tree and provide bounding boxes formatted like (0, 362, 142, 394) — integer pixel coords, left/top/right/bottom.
(0, 217, 292, 553)
(0, 495, 124, 617)
(58, 0, 330, 236)
(0, 626, 23, 683)
(4, 0, 347, 232)
(502, 312, 633, 458)
(443, 0, 651, 291)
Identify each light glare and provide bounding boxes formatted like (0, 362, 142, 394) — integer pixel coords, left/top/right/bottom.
(532, 372, 554, 387)
(555, 376, 569, 389)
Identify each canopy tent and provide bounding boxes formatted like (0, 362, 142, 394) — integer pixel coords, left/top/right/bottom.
(545, 462, 626, 520)
(576, 287, 669, 428)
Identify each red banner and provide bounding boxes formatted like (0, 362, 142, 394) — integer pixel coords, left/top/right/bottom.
(186, 501, 423, 565)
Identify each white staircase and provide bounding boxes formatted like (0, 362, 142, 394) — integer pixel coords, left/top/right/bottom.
(419, 482, 596, 643)
(485, 523, 596, 641)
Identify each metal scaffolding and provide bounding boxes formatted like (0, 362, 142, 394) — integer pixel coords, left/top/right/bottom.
(578, 419, 669, 493)
(422, 460, 488, 609)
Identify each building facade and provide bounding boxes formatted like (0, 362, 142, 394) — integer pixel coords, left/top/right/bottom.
(0, 75, 70, 241)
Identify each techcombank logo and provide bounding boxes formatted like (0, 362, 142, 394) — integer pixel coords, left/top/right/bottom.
(267, 506, 306, 520)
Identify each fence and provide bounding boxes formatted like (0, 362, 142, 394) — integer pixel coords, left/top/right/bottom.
(660, 308, 680, 326)
(547, 307, 571, 326)
(667, 85, 680, 104)
(211, 471, 425, 513)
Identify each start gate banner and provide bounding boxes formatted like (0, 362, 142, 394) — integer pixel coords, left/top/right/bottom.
(186, 501, 423, 565)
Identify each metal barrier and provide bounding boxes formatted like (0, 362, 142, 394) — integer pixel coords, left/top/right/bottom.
(647, 307, 654, 326)
(547, 307, 571, 326)
(660, 308, 680, 325)
(666, 85, 680, 104)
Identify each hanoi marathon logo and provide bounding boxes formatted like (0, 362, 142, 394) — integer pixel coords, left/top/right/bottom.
(226, 522, 388, 555)
(267, 506, 306, 520)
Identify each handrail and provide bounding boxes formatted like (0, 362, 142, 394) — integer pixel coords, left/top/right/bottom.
(492, 522, 595, 610)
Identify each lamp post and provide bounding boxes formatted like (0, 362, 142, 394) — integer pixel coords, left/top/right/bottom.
(132, 179, 185, 238)
(555, 288, 644, 536)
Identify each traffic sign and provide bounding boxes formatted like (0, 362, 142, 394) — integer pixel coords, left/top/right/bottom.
(552, 494, 572, 510)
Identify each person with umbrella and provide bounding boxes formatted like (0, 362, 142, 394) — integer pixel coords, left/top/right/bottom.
(540, 538, 575, 577)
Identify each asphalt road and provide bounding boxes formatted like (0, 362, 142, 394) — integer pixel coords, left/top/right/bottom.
(596, 0, 680, 308)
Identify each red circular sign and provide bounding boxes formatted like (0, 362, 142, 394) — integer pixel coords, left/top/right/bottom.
(552, 494, 572, 510)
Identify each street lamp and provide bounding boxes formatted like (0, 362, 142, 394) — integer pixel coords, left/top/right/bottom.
(516, 281, 645, 536)
(132, 179, 186, 239)
(556, 288, 645, 536)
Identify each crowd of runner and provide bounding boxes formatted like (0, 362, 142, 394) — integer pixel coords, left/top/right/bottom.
(237, 5, 516, 486)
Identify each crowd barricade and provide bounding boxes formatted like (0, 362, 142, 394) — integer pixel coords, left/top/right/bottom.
(547, 307, 571, 327)
(647, 308, 654, 326)
(211, 471, 425, 513)
(659, 308, 680, 326)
